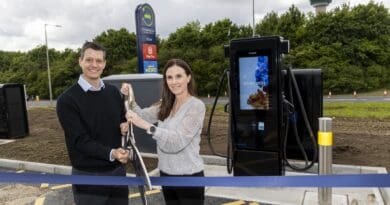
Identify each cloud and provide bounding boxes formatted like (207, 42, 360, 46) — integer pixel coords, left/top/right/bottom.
(0, 0, 388, 51)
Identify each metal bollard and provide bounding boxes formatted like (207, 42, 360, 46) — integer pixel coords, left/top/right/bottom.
(318, 117, 333, 205)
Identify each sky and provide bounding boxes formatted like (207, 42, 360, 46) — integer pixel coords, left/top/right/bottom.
(0, 0, 388, 52)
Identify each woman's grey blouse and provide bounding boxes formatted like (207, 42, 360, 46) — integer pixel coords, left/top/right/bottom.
(133, 97, 205, 175)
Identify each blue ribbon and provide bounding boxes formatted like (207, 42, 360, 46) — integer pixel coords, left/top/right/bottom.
(1, 172, 389, 187)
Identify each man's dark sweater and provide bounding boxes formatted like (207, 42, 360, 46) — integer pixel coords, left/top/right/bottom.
(57, 83, 125, 172)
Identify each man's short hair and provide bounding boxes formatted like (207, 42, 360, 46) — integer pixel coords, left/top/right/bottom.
(80, 41, 106, 60)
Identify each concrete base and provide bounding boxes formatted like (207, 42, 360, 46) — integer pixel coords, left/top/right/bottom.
(0, 139, 15, 145)
(303, 192, 348, 205)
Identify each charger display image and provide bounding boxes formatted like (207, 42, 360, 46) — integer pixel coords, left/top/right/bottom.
(239, 56, 269, 110)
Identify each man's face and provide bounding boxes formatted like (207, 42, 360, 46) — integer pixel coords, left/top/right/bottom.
(79, 48, 106, 81)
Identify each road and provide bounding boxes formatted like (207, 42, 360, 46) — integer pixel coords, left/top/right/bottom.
(201, 96, 390, 104)
(26, 95, 390, 108)
(323, 95, 390, 102)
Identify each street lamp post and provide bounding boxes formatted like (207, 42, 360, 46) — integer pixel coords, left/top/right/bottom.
(252, 0, 255, 37)
(44, 23, 62, 106)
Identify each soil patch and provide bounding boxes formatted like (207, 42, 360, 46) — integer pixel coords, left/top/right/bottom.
(0, 108, 389, 172)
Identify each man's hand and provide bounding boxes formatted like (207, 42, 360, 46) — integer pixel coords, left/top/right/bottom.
(112, 148, 129, 164)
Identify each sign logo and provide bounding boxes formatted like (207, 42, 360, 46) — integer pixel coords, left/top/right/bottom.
(142, 44, 157, 60)
(143, 61, 158, 73)
(142, 5, 154, 27)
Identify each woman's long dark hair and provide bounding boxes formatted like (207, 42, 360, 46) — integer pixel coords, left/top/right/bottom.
(158, 59, 197, 121)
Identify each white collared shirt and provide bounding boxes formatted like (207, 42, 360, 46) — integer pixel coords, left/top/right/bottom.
(78, 75, 105, 92)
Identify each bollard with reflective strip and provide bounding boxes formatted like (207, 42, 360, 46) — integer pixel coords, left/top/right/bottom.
(318, 117, 333, 205)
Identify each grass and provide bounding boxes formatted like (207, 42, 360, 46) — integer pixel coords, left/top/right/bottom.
(207, 102, 390, 119)
(324, 102, 390, 119)
(206, 104, 226, 113)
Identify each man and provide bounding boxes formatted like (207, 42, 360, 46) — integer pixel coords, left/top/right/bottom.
(57, 41, 129, 205)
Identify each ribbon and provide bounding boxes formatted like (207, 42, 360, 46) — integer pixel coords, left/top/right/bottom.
(1, 172, 389, 187)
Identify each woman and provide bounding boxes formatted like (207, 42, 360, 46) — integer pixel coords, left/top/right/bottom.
(122, 59, 206, 205)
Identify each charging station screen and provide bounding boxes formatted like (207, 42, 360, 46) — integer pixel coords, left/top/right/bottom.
(239, 56, 269, 110)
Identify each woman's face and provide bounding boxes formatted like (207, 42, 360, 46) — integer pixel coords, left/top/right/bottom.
(165, 65, 191, 96)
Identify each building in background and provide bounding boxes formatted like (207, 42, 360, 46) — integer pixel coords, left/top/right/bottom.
(310, 0, 332, 14)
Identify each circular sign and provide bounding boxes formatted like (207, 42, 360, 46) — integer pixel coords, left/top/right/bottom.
(142, 4, 154, 27)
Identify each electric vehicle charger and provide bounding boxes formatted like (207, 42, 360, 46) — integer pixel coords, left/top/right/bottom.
(205, 36, 321, 175)
(206, 66, 321, 173)
(281, 66, 321, 171)
(205, 68, 234, 173)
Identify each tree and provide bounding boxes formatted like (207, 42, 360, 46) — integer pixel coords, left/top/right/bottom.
(201, 19, 237, 46)
(237, 24, 253, 38)
(164, 21, 202, 49)
(94, 28, 137, 76)
(277, 5, 306, 48)
(256, 11, 280, 36)
(291, 1, 389, 92)
(50, 50, 79, 98)
(0, 51, 22, 72)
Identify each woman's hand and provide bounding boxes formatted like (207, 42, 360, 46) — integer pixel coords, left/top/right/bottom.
(121, 83, 137, 109)
(119, 122, 128, 136)
(126, 110, 152, 131)
(120, 83, 131, 96)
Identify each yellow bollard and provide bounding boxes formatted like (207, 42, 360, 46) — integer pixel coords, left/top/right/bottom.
(318, 117, 333, 205)
(35, 96, 40, 102)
